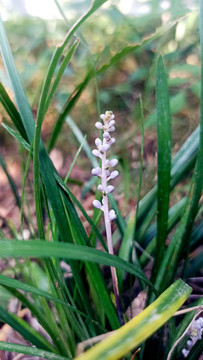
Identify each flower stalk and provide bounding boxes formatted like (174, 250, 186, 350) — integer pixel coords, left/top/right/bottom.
(92, 111, 123, 324)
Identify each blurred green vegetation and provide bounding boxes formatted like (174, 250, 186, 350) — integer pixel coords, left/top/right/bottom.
(0, 1, 202, 359)
(0, 2, 200, 171)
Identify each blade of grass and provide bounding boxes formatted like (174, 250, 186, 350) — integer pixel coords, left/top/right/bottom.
(152, 55, 171, 279)
(64, 135, 86, 183)
(0, 16, 35, 143)
(65, 116, 98, 167)
(74, 279, 191, 360)
(117, 212, 136, 292)
(151, 0, 203, 298)
(0, 342, 70, 360)
(0, 305, 55, 352)
(97, 21, 179, 74)
(137, 125, 199, 226)
(56, 174, 107, 251)
(2, 123, 31, 151)
(0, 82, 27, 139)
(134, 95, 144, 237)
(0, 274, 78, 307)
(44, 39, 79, 115)
(48, 72, 93, 152)
(5, 287, 70, 356)
(0, 239, 156, 292)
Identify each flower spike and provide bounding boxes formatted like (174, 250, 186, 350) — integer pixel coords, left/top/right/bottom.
(91, 110, 123, 324)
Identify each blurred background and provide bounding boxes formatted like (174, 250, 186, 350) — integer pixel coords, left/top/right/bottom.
(0, 0, 201, 231)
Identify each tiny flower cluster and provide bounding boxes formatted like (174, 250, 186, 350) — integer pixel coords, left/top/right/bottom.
(182, 317, 203, 357)
(92, 111, 118, 221)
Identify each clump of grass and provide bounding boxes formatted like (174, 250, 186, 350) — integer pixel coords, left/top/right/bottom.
(0, 0, 202, 359)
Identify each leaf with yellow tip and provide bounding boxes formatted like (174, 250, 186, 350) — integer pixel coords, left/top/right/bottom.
(74, 279, 191, 360)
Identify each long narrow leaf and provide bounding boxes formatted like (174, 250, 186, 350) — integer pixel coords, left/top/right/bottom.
(0, 82, 27, 139)
(0, 16, 35, 143)
(152, 55, 171, 277)
(45, 39, 79, 114)
(0, 342, 70, 360)
(0, 305, 55, 352)
(0, 274, 74, 307)
(74, 279, 191, 360)
(151, 0, 203, 297)
(0, 239, 156, 292)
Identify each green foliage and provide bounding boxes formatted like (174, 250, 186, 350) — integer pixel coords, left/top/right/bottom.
(0, 0, 202, 359)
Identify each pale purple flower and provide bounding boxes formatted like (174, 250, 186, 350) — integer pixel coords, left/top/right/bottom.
(91, 110, 122, 323)
(103, 131, 110, 139)
(93, 200, 103, 210)
(91, 167, 101, 176)
(95, 138, 102, 146)
(92, 149, 101, 158)
(95, 122, 103, 129)
(101, 144, 110, 152)
(109, 209, 117, 221)
(91, 111, 118, 221)
(97, 184, 103, 192)
(109, 120, 115, 127)
(108, 170, 119, 180)
(182, 316, 203, 357)
(100, 114, 106, 121)
(109, 159, 118, 167)
(108, 126, 115, 132)
(106, 185, 115, 194)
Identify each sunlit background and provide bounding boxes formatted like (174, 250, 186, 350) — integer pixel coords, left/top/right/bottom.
(0, 0, 199, 20)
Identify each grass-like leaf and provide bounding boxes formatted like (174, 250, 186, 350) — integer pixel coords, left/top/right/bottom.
(152, 55, 171, 278)
(0, 274, 75, 307)
(74, 279, 191, 360)
(0, 16, 35, 143)
(0, 239, 156, 292)
(0, 305, 55, 352)
(0, 82, 27, 139)
(151, 0, 203, 297)
(0, 342, 70, 360)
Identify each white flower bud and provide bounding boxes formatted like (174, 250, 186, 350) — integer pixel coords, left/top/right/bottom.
(187, 340, 193, 348)
(109, 209, 116, 221)
(109, 138, 115, 145)
(97, 184, 103, 192)
(182, 349, 189, 358)
(109, 126, 115, 132)
(106, 185, 115, 194)
(92, 149, 101, 158)
(95, 122, 103, 129)
(108, 170, 119, 180)
(109, 159, 118, 167)
(100, 114, 106, 121)
(102, 144, 110, 152)
(103, 131, 110, 139)
(109, 120, 115, 127)
(91, 167, 101, 176)
(95, 138, 102, 147)
(93, 200, 102, 209)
